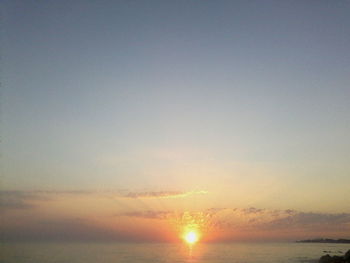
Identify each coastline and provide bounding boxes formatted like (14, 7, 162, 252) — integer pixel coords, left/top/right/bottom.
(296, 239, 350, 244)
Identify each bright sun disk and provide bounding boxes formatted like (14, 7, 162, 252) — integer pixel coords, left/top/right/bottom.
(184, 231, 199, 245)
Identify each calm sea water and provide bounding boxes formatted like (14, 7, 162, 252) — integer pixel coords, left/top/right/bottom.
(1, 242, 349, 263)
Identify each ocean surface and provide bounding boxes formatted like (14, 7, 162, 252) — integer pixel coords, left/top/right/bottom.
(1, 242, 349, 263)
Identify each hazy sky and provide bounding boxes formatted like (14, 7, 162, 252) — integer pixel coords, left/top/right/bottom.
(1, 0, 350, 242)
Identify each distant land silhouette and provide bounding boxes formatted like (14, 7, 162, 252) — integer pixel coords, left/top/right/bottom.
(296, 238, 350, 244)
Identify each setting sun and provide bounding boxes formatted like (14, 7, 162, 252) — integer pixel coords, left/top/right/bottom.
(184, 231, 199, 245)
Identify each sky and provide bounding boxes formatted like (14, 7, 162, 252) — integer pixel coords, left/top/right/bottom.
(1, 0, 350, 242)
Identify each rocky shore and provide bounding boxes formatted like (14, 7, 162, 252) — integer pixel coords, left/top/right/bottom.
(319, 250, 350, 263)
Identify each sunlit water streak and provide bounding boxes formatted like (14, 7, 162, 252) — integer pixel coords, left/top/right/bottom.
(1, 242, 349, 263)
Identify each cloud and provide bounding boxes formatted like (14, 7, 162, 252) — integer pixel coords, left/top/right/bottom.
(242, 207, 265, 214)
(0, 189, 208, 205)
(0, 189, 208, 215)
(0, 190, 45, 210)
(200, 207, 350, 235)
(0, 199, 35, 210)
(117, 210, 172, 220)
(0, 190, 101, 211)
(120, 190, 208, 199)
(1, 190, 349, 241)
(0, 218, 150, 242)
(259, 212, 350, 231)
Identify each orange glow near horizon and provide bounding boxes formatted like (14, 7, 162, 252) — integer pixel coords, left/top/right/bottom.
(175, 211, 208, 245)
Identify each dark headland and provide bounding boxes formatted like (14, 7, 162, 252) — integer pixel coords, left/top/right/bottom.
(296, 238, 350, 244)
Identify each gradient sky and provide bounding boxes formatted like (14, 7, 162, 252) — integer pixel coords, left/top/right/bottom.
(1, 0, 350, 242)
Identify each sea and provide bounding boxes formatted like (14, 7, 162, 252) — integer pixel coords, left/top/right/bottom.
(1, 242, 349, 263)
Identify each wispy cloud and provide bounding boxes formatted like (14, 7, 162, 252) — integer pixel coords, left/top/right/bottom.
(258, 212, 350, 231)
(0, 199, 35, 210)
(2, 190, 349, 241)
(0, 190, 97, 211)
(1, 197, 350, 241)
(116, 210, 172, 220)
(0, 189, 208, 212)
(0, 218, 146, 242)
(120, 190, 208, 199)
(0, 190, 46, 210)
(0, 189, 208, 202)
(200, 207, 350, 234)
